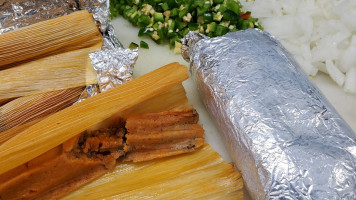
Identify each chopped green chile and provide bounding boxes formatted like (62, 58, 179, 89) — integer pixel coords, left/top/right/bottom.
(129, 42, 139, 49)
(140, 41, 149, 49)
(110, 0, 263, 51)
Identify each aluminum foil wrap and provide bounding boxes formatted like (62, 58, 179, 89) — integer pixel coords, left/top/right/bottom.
(0, 0, 137, 100)
(182, 29, 356, 200)
(89, 48, 137, 92)
(0, 0, 77, 34)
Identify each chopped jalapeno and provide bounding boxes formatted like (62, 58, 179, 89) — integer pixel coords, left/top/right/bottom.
(140, 41, 149, 49)
(110, 0, 263, 51)
(129, 42, 139, 49)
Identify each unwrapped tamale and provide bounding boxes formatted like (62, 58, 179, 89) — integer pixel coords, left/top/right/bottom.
(124, 107, 205, 162)
(0, 107, 205, 200)
(0, 125, 125, 200)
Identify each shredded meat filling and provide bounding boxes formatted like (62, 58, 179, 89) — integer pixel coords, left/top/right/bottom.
(0, 107, 205, 200)
(124, 107, 205, 162)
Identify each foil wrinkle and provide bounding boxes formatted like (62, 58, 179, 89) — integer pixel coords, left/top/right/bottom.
(0, 0, 77, 34)
(89, 48, 137, 93)
(182, 29, 356, 200)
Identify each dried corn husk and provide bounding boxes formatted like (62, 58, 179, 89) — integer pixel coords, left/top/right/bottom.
(0, 10, 102, 68)
(0, 43, 100, 101)
(0, 87, 84, 133)
(122, 84, 189, 117)
(0, 118, 42, 146)
(0, 63, 189, 175)
(62, 144, 243, 200)
(0, 98, 15, 107)
(86, 83, 189, 133)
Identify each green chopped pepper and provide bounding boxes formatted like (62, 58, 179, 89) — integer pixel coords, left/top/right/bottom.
(129, 42, 138, 49)
(140, 41, 149, 49)
(110, 0, 263, 51)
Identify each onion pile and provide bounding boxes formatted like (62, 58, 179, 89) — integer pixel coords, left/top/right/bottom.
(241, 0, 356, 93)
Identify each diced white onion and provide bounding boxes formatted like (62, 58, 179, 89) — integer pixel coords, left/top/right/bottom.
(241, 0, 356, 94)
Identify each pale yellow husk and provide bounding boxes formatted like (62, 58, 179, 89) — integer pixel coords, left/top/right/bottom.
(0, 10, 102, 68)
(88, 83, 189, 133)
(0, 98, 14, 107)
(0, 118, 42, 146)
(0, 43, 100, 101)
(62, 144, 243, 200)
(0, 63, 189, 175)
(0, 87, 84, 133)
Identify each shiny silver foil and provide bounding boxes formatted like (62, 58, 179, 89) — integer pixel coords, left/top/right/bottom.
(0, 0, 136, 101)
(89, 48, 137, 92)
(0, 0, 77, 34)
(182, 29, 356, 200)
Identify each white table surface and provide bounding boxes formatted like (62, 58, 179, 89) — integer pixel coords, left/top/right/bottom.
(111, 16, 356, 198)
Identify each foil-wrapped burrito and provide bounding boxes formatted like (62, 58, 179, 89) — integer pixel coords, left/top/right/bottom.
(182, 29, 356, 200)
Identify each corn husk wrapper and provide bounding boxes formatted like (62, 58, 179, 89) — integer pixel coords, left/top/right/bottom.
(0, 10, 102, 68)
(0, 119, 42, 146)
(0, 44, 100, 101)
(0, 87, 84, 133)
(62, 144, 243, 200)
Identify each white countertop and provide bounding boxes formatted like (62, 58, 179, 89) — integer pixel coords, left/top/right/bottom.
(111, 17, 356, 164)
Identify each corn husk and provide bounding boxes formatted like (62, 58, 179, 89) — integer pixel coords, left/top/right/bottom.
(0, 119, 42, 146)
(0, 87, 84, 133)
(122, 84, 189, 117)
(86, 83, 189, 133)
(0, 98, 15, 107)
(62, 144, 244, 200)
(0, 62, 189, 175)
(0, 10, 102, 68)
(0, 43, 100, 101)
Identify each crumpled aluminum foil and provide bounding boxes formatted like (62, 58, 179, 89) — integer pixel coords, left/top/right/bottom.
(0, 0, 77, 34)
(89, 48, 137, 93)
(0, 0, 136, 101)
(182, 29, 356, 200)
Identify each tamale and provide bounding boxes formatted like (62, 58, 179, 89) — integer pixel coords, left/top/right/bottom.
(124, 107, 205, 162)
(0, 87, 84, 133)
(0, 62, 189, 175)
(0, 128, 125, 200)
(0, 107, 205, 199)
(0, 10, 102, 68)
(0, 43, 100, 101)
(62, 144, 244, 200)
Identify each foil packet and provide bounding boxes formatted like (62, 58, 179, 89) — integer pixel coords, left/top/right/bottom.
(182, 29, 356, 200)
(0, 0, 137, 100)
